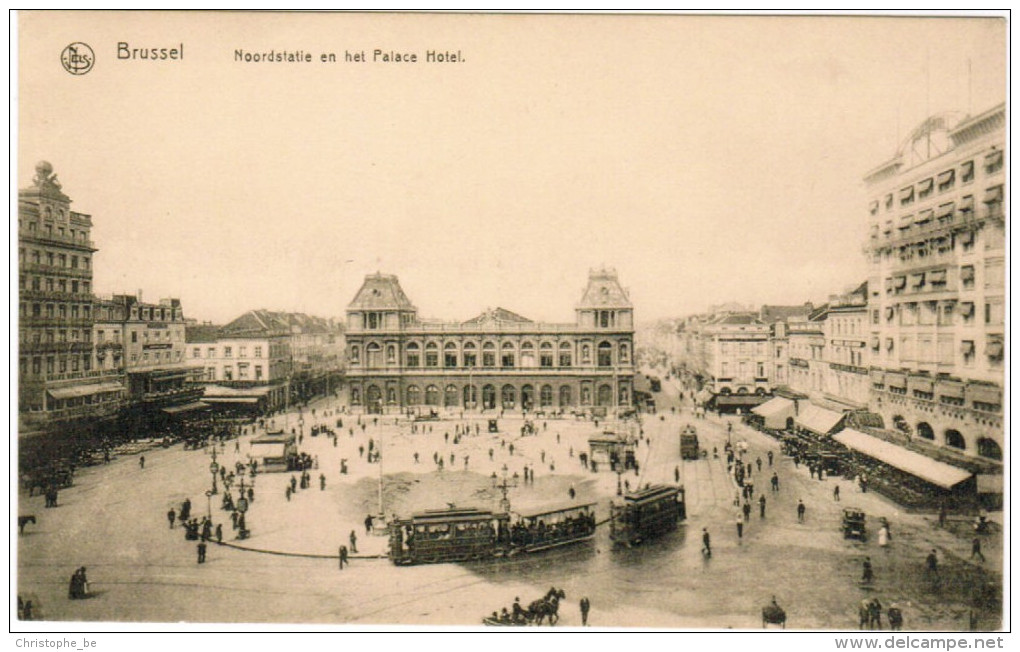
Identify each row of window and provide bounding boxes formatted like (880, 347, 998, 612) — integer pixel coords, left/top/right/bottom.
(350, 382, 629, 408)
(350, 340, 630, 368)
(877, 299, 1004, 327)
(19, 219, 90, 243)
(719, 361, 767, 378)
(21, 354, 92, 376)
(204, 363, 266, 381)
(872, 335, 1003, 366)
(21, 328, 91, 344)
(869, 150, 1002, 216)
(718, 341, 767, 356)
(21, 302, 92, 320)
(874, 184, 1004, 242)
(20, 275, 91, 295)
(19, 248, 91, 270)
(192, 345, 265, 359)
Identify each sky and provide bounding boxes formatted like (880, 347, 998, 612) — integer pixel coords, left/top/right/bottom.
(16, 12, 1006, 325)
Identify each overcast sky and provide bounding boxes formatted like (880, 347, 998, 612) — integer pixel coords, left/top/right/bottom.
(16, 13, 1005, 325)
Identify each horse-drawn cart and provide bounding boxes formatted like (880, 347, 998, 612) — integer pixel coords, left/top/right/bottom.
(842, 507, 867, 540)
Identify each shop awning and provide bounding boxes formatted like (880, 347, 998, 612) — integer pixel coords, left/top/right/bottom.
(960, 340, 975, 356)
(885, 372, 907, 389)
(983, 185, 1003, 203)
(695, 389, 713, 404)
(958, 230, 975, 246)
(898, 214, 914, 229)
(961, 161, 975, 178)
(937, 170, 955, 186)
(977, 474, 1003, 495)
(959, 302, 975, 317)
(928, 269, 946, 284)
(918, 178, 934, 194)
(714, 394, 767, 407)
(48, 382, 125, 400)
(907, 376, 934, 394)
(795, 404, 845, 436)
(937, 203, 955, 218)
(937, 380, 964, 399)
(833, 429, 973, 489)
(959, 195, 975, 213)
(869, 369, 885, 384)
(894, 276, 907, 289)
(966, 383, 1001, 404)
(751, 396, 795, 428)
(915, 209, 934, 224)
(202, 396, 261, 404)
(899, 187, 914, 202)
(984, 150, 1003, 168)
(162, 401, 210, 415)
(910, 273, 925, 287)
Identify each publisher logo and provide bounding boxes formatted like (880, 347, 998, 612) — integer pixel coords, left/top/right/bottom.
(61, 42, 94, 75)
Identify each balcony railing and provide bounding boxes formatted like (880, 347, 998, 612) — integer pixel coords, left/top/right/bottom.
(20, 289, 95, 302)
(19, 317, 94, 327)
(20, 341, 93, 354)
(348, 322, 630, 334)
(19, 231, 96, 249)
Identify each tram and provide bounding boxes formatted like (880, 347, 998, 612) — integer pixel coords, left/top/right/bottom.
(389, 502, 598, 565)
(609, 484, 685, 546)
(511, 501, 597, 553)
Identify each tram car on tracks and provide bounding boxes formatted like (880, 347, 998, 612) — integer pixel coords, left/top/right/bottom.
(609, 484, 685, 546)
(389, 502, 599, 565)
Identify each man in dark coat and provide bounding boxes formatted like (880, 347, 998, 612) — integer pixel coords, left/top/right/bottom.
(197, 542, 207, 564)
(579, 597, 591, 626)
(167, 507, 176, 529)
(702, 527, 711, 557)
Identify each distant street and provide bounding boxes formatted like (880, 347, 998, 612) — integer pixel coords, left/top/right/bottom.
(17, 377, 1000, 629)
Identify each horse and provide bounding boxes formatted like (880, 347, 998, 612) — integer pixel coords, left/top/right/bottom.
(528, 588, 566, 626)
(762, 601, 786, 628)
(18, 515, 36, 535)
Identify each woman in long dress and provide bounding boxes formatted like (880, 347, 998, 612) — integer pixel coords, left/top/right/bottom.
(878, 525, 889, 548)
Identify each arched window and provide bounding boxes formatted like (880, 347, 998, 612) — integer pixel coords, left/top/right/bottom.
(539, 342, 554, 367)
(916, 422, 935, 440)
(444, 384, 459, 407)
(406, 385, 421, 406)
(405, 342, 420, 367)
(618, 385, 630, 406)
(597, 384, 613, 406)
(482, 342, 496, 367)
(366, 342, 382, 367)
(444, 342, 458, 368)
(386, 387, 397, 404)
(944, 429, 966, 450)
(559, 385, 573, 407)
(501, 342, 516, 368)
(597, 342, 613, 367)
(559, 341, 573, 367)
(580, 383, 592, 406)
(521, 384, 535, 410)
(482, 384, 497, 409)
(350, 387, 361, 404)
(366, 385, 382, 407)
(463, 384, 478, 407)
(425, 342, 439, 367)
(463, 341, 477, 367)
(540, 384, 554, 407)
(520, 341, 536, 368)
(501, 384, 517, 409)
(977, 438, 1002, 460)
(425, 385, 440, 406)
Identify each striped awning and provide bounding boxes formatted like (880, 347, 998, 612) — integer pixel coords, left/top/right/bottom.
(795, 404, 846, 436)
(907, 376, 934, 394)
(48, 382, 125, 399)
(833, 430, 972, 489)
(967, 383, 1001, 404)
(751, 397, 795, 429)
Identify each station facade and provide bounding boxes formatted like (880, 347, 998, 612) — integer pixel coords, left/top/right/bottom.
(344, 269, 635, 413)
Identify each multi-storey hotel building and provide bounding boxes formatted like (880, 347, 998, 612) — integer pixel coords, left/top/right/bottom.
(344, 269, 635, 413)
(864, 103, 1005, 461)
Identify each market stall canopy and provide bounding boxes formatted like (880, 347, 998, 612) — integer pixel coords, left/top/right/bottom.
(162, 401, 210, 414)
(252, 442, 287, 458)
(695, 389, 713, 404)
(751, 396, 795, 429)
(795, 404, 845, 436)
(833, 429, 972, 489)
(48, 382, 125, 400)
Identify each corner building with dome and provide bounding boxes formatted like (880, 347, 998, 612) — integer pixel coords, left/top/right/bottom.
(344, 268, 635, 414)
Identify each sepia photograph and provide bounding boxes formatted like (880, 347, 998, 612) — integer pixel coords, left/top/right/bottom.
(12, 10, 1008, 638)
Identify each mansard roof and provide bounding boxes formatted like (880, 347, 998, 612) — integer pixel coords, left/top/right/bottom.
(576, 267, 632, 309)
(220, 310, 339, 337)
(348, 273, 416, 311)
(462, 307, 533, 325)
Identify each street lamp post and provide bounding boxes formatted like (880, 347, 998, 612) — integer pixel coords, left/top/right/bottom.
(491, 464, 518, 514)
(616, 468, 624, 496)
(209, 446, 219, 496)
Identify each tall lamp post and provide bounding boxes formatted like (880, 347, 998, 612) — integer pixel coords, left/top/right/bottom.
(209, 446, 219, 496)
(491, 464, 518, 514)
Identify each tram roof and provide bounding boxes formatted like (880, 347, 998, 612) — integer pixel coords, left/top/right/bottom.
(407, 507, 504, 523)
(623, 485, 679, 505)
(517, 501, 597, 519)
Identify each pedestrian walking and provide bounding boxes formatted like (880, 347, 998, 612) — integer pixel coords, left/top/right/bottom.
(702, 527, 711, 557)
(215, 524, 223, 543)
(365, 513, 374, 534)
(414, 452, 420, 464)
(231, 511, 239, 529)
(926, 549, 938, 574)
(767, 450, 773, 466)
(756, 457, 762, 472)
(735, 513, 744, 539)
(938, 503, 947, 528)
(797, 500, 806, 522)
(862, 557, 874, 583)
(742, 501, 751, 522)
(285, 486, 292, 501)
(350, 530, 359, 553)
(338, 545, 348, 570)
(197, 541, 207, 564)
(759, 494, 766, 518)
(833, 485, 840, 501)
(579, 597, 590, 626)
(771, 472, 779, 492)
(971, 538, 985, 562)
(167, 507, 176, 529)
(568, 486, 576, 500)
(139, 456, 145, 469)
(674, 466, 680, 483)
(320, 473, 326, 490)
